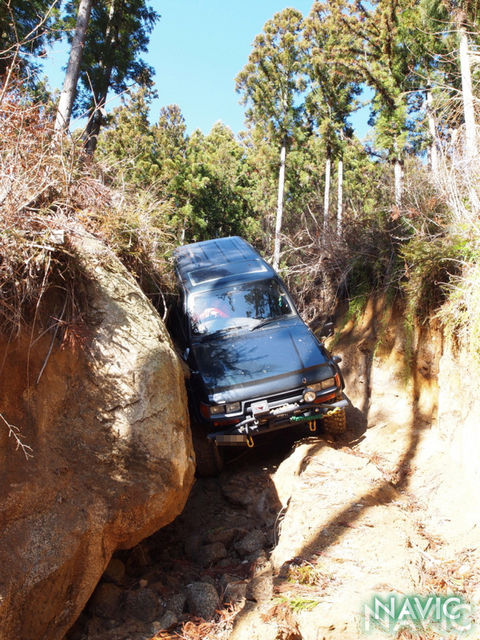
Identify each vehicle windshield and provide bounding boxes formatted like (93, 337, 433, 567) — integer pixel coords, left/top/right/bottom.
(188, 279, 294, 336)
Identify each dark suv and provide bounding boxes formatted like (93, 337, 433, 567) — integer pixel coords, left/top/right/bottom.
(171, 236, 347, 474)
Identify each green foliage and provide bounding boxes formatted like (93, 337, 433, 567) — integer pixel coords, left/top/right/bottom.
(273, 595, 319, 612)
(63, 0, 159, 127)
(97, 86, 159, 187)
(97, 92, 259, 245)
(437, 261, 480, 364)
(0, 0, 61, 79)
(303, 0, 362, 154)
(236, 8, 306, 143)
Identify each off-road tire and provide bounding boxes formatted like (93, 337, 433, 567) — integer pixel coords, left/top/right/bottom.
(323, 408, 347, 435)
(192, 426, 224, 477)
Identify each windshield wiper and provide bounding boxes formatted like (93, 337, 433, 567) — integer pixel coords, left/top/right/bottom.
(250, 317, 281, 331)
(197, 326, 239, 341)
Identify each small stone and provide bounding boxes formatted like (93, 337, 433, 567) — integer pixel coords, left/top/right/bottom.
(223, 581, 248, 604)
(103, 558, 126, 584)
(124, 587, 159, 622)
(246, 573, 274, 602)
(252, 558, 272, 576)
(219, 573, 242, 590)
(186, 582, 220, 620)
(215, 558, 236, 569)
(235, 529, 266, 557)
(245, 549, 267, 564)
(204, 527, 238, 546)
(165, 592, 186, 617)
(151, 621, 163, 635)
(152, 609, 178, 632)
(90, 583, 123, 619)
(200, 542, 227, 566)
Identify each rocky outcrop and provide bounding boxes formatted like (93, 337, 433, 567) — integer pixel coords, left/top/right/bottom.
(0, 228, 195, 640)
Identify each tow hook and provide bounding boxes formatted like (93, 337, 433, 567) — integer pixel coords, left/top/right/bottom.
(325, 407, 341, 418)
(246, 435, 255, 448)
(308, 420, 317, 432)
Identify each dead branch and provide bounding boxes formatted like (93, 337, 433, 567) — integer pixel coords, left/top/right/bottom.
(0, 412, 33, 459)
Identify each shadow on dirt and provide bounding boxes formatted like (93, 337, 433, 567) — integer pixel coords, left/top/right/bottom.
(66, 409, 366, 640)
(67, 313, 435, 640)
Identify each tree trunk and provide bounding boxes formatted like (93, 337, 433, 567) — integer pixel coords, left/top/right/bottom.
(336, 157, 343, 235)
(84, 105, 108, 155)
(273, 140, 287, 271)
(84, 0, 117, 154)
(394, 157, 403, 209)
(393, 136, 403, 209)
(54, 0, 93, 132)
(426, 90, 439, 174)
(458, 21, 477, 161)
(323, 150, 331, 232)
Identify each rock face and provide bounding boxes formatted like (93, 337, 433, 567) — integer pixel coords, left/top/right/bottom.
(0, 229, 195, 640)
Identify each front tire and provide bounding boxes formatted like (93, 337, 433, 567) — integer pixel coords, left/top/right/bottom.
(323, 408, 347, 434)
(191, 425, 224, 477)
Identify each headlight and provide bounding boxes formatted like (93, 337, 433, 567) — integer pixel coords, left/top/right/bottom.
(203, 402, 241, 417)
(309, 377, 336, 391)
(209, 404, 225, 415)
(303, 390, 317, 403)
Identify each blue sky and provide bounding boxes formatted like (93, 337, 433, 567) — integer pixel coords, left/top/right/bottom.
(44, 0, 370, 137)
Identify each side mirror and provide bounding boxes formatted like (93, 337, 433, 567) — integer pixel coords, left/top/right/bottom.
(318, 321, 335, 338)
(183, 347, 190, 361)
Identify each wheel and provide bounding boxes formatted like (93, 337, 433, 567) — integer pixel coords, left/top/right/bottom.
(323, 408, 347, 434)
(191, 425, 224, 477)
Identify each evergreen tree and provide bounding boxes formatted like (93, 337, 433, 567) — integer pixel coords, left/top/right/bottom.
(303, 0, 362, 231)
(0, 0, 61, 79)
(96, 86, 158, 186)
(62, 0, 159, 152)
(236, 8, 306, 269)
(55, 0, 93, 132)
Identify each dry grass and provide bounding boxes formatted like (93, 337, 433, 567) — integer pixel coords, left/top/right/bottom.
(0, 77, 175, 337)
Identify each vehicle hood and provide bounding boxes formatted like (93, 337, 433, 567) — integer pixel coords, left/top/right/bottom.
(191, 318, 334, 402)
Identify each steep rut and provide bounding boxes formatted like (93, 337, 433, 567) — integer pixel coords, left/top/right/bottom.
(66, 398, 480, 640)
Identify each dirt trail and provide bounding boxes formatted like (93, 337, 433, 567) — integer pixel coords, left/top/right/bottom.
(67, 394, 480, 640)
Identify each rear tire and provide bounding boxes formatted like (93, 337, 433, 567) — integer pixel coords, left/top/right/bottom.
(323, 408, 347, 434)
(191, 425, 224, 477)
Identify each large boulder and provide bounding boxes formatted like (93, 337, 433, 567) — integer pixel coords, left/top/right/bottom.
(0, 229, 195, 639)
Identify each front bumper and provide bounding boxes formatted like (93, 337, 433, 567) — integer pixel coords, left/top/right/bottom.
(207, 397, 348, 445)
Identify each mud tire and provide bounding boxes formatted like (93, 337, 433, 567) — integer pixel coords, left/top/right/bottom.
(192, 426, 224, 477)
(323, 408, 347, 435)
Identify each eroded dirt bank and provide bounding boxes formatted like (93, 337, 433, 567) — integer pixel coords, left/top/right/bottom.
(68, 297, 480, 640)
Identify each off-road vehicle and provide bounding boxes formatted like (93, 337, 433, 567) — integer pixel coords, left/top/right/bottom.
(171, 236, 347, 475)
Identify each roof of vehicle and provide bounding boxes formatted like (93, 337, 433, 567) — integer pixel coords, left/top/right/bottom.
(173, 236, 276, 293)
